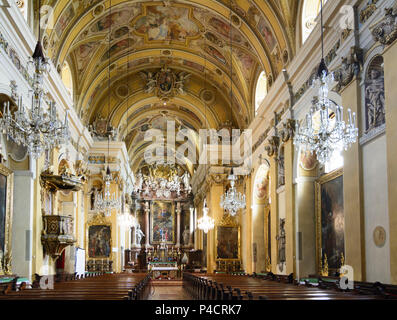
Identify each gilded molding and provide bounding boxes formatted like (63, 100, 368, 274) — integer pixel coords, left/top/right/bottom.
(360, 0, 379, 24)
(334, 47, 363, 92)
(264, 136, 280, 157)
(279, 119, 296, 143)
(371, 8, 397, 46)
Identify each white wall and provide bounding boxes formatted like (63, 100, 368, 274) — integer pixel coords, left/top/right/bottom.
(363, 134, 390, 283)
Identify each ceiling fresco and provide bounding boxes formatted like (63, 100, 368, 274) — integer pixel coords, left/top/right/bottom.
(38, 0, 300, 172)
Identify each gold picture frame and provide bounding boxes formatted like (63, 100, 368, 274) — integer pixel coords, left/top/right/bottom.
(86, 213, 112, 260)
(315, 168, 344, 275)
(0, 164, 13, 275)
(215, 214, 240, 261)
(150, 201, 175, 244)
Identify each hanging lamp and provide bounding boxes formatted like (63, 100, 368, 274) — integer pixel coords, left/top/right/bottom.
(94, 0, 120, 216)
(220, 2, 246, 216)
(0, 0, 70, 158)
(293, 0, 358, 164)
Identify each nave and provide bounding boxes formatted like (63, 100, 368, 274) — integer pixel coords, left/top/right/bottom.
(1, 0, 397, 307)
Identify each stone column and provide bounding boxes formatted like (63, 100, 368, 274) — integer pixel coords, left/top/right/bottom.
(382, 35, 397, 284)
(340, 78, 366, 281)
(243, 175, 252, 274)
(189, 207, 194, 248)
(144, 201, 151, 249)
(206, 174, 225, 273)
(284, 138, 296, 276)
(176, 202, 181, 248)
(265, 136, 280, 275)
(251, 203, 266, 273)
(12, 170, 34, 281)
(295, 175, 317, 279)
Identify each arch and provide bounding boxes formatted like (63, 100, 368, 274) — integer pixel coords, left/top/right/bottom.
(254, 71, 267, 115)
(301, 0, 328, 44)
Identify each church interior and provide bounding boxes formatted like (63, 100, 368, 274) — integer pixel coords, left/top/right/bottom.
(0, 0, 397, 302)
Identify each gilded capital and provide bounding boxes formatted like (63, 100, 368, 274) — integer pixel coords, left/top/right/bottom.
(333, 46, 363, 92)
(265, 136, 280, 157)
(280, 119, 296, 142)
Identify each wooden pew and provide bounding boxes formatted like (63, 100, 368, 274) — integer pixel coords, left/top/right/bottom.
(0, 273, 151, 300)
(183, 273, 388, 300)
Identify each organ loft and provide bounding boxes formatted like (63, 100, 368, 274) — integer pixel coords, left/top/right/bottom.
(0, 0, 396, 306)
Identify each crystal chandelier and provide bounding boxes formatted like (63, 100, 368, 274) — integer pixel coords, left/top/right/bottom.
(220, 168, 246, 216)
(294, 72, 358, 164)
(293, 0, 358, 164)
(0, 1, 69, 159)
(197, 199, 215, 234)
(94, 166, 121, 216)
(94, 0, 121, 217)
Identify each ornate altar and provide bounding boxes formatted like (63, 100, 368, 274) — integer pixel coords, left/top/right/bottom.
(86, 259, 113, 273)
(146, 240, 181, 279)
(86, 213, 114, 273)
(148, 262, 179, 280)
(215, 214, 242, 273)
(129, 164, 195, 274)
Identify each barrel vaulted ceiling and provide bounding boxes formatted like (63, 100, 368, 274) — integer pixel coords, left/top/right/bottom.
(39, 0, 300, 172)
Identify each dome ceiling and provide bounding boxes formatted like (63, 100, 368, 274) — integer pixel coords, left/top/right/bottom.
(39, 0, 300, 172)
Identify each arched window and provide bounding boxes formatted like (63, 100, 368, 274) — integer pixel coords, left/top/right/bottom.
(255, 71, 267, 115)
(61, 61, 73, 98)
(302, 0, 328, 44)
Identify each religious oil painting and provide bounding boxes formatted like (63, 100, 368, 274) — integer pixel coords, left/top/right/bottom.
(0, 164, 13, 274)
(216, 226, 239, 260)
(316, 169, 345, 273)
(0, 173, 7, 253)
(88, 225, 111, 258)
(151, 201, 175, 244)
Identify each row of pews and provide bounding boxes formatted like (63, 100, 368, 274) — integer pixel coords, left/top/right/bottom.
(183, 272, 397, 300)
(0, 272, 151, 300)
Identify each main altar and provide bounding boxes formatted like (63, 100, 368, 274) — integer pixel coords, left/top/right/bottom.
(124, 164, 198, 275)
(147, 239, 181, 279)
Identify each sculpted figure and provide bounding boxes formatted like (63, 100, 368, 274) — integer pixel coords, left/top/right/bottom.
(366, 68, 385, 130)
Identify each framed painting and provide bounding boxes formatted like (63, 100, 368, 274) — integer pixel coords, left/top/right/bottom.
(215, 215, 240, 261)
(315, 168, 345, 274)
(88, 223, 112, 258)
(150, 201, 175, 244)
(0, 164, 13, 275)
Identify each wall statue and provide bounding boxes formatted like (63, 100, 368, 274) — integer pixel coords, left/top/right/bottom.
(277, 147, 285, 188)
(135, 223, 145, 246)
(276, 218, 286, 271)
(182, 225, 190, 246)
(365, 56, 385, 132)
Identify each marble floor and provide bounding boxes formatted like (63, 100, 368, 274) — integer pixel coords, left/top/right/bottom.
(147, 284, 192, 300)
